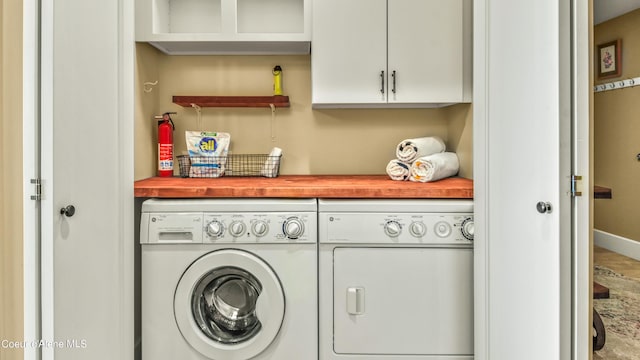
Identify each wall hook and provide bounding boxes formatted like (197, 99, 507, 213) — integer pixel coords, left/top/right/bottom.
(594, 76, 640, 93)
(191, 103, 203, 130)
(143, 80, 158, 93)
(269, 104, 276, 142)
(190, 103, 202, 113)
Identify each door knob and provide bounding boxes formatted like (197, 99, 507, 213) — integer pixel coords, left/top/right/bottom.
(536, 201, 552, 214)
(60, 205, 76, 217)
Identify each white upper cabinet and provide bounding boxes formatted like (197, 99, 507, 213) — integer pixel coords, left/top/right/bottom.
(136, 0, 311, 54)
(312, 0, 388, 105)
(312, 0, 472, 108)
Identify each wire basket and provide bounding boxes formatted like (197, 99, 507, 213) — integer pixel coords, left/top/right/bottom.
(177, 155, 191, 178)
(177, 154, 282, 178)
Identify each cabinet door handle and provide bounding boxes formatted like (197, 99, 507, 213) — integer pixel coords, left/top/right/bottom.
(391, 70, 397, 94)
(380, 71, 385, 94)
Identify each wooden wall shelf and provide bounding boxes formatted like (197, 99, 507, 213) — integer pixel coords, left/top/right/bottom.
(173, 95, 290, 108)
(594, 185, 612, 199)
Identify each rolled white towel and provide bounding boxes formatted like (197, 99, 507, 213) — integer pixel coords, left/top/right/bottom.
(395, 136, 446, 163)
(386, 159, 411, 181)
(409, 152, 459, 183)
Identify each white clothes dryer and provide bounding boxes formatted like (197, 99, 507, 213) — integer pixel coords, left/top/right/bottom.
(140, 198, 317, 360)
(318, 199, 474, 360)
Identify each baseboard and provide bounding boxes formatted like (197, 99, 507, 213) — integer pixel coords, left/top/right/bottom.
(594, 229, 640, 262)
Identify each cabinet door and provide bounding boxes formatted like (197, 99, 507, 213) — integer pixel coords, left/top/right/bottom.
(388, 0, 464, 103)
(311, 0, 387, 106)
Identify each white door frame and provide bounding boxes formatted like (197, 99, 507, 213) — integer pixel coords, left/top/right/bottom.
(571, 1, 592, 358)
(22, 0, 41, 358)
(473, 0, 590, 359)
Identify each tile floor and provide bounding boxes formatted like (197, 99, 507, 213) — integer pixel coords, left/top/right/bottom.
(594, 246, 640, 280)
(593, 246, 640, 359)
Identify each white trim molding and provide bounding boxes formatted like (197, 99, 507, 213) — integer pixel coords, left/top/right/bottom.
(23, 0, 40, 359)
(594, 229, 640, 262)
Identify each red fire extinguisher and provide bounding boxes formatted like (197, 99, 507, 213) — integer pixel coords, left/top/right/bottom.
(156, 112, 176, 177)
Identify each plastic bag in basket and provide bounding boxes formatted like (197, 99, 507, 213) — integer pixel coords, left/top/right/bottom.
(185, 131, 230, 177)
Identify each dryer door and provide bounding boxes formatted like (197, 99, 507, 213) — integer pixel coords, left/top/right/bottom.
(332, 247, 473, 356)
(174, 249, 285, 360)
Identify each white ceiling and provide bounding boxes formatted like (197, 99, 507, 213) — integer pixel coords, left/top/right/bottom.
(594, 0, 640, 24)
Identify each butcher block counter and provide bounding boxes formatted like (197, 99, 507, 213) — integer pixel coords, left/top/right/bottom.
(134, 175, 473, 199)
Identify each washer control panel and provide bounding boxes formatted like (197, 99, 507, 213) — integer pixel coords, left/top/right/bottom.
(321, 213, 473, 245)
(141, 212, 316, 244)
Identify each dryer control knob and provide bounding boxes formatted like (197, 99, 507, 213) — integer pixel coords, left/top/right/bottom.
(283, 217, 304, 239)
(434, 221, 452, 238)
(409, 221, 426, 237)
(251, 220, 269, 237)
(384, 220, 402, 237)
(461, 218, 474, 241)
(228, 221, 246, 237)
(206, 220, 224, 238)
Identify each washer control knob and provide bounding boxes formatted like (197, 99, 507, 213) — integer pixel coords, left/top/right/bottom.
(384, 220, 402, 237)
(461, 218, 475, 241)
(409, 221, 426, 237)
(283, 217, 305, 239)
(434, 221, 452, 238)
(251, 220, 269, 237)
(228, 221, 246, 237)
(206, 220, 224, 238)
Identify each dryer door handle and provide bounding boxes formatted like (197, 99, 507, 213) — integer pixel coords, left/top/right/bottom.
(347, 287, 365, 315)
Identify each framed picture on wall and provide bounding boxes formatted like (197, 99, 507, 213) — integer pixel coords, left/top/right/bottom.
(597, 39, 622, 79)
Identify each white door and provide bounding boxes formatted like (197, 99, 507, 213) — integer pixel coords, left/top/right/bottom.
(473, 0, 589, 359)
(387, 0, 464, 103)
(24, 0, 135, 359)
(311, 0, 387, 105)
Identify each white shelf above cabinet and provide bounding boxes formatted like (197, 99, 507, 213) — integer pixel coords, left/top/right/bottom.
(136, 0, 311, 55)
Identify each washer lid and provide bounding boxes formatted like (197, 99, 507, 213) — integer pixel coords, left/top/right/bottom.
(142, 198, 317, 213)
(174, 249, 285, 359)
(318, 199, 473, 213)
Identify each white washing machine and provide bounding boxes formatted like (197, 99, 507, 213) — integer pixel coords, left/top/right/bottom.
(318, 199, 474, 360)
(140, 198, 317, 360)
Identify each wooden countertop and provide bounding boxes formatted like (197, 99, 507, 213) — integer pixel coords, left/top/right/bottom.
(134, 175, 473, 199)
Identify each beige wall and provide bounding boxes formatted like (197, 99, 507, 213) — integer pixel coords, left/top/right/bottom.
(1, 0, 24, 359)
(135, 43, 473, 180)
(594, 9, 640, 241)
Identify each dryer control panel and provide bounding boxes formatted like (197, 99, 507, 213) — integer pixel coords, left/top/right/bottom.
(320, 212, 473, 245)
